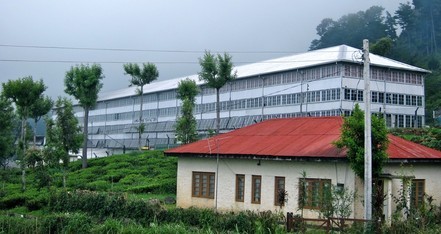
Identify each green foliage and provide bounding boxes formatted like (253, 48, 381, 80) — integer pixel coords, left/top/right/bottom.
(123, 62, 159, 150)
(29, 95, 53, 146)
(65, 151, 177, 194)
(0, 96, 16, 169)
(1, 77, 47, 150)
(388, 170, 441, 233)
(198, 52, 237, 90)
(334, 104, 389, 179)
(2, 76, 47, 191)
(310, 2, 441, 126)
(65, 63, 104, 168)
(390, 127, 441, 150)
(0, 188, 50, 211)
(177, 78, 199, 103)
(371, 37, 394, 56)
(24, 148, 43, 169)
(46, 97, 83, 158)
(91, 218, 123, 233)
(176, 99, 198, 144)
(176, 78, 199, 144)
(319, 185, 355, 222)
(42, 99, 82, 188)
(199, 51, 237, 134)
(64, 64, 104, 109)
(310, 6, 394, 50)
(123, 62, 159, 89)
(48, 190, 162, 224)
(0, 150, 289, 233)
(158, 207, 284, 233)
(1, 76, 46, 119)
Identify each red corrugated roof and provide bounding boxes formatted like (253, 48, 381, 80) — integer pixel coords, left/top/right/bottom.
(165, 117, 441, 160)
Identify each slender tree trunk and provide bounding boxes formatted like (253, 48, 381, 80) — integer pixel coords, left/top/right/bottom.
(139, 86, 143, 150)
(216, 88, 220, 135)
(62, 168, 66, 188)
(21, 116, 27, 191)
(33, 119, 37, 147)
(21, 169, 26, 191)
(82, 107, 89, 168)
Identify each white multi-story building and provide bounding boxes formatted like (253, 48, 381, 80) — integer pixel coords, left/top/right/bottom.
(72, 45, 429, 150)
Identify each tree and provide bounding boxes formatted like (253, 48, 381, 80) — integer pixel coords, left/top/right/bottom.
(2, 76, 46, 190)
(65, 64, 104, 168)
(29, 95, 53, 146)
(334, 104, 389, 179)
(334, 104, 389, 226)
(310, 6, 393, 50)
(0, 95, 15, 169)
(198, 51, 237, 134)
(176, 78, 199, 144)
(123, 63, 159, 150)
(371, 37, 394, 56)
(45, 97, 83, 187)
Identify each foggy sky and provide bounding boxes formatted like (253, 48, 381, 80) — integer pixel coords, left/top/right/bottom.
(1, 0, 407, 99)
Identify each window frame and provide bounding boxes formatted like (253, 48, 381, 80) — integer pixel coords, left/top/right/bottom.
(274, 176, 286, 206)
(235, 174, 245, 202)
(299, 178, 331, 210)
(192, 171, 215, 199)
(411, 179, 425, 208)
(252, 175, 262, 204)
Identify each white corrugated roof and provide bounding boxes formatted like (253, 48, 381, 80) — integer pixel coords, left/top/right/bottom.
(98, 45, 429, 101)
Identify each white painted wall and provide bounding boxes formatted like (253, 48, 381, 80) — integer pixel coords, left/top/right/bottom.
(177, 157, 357, 218)
(177, 157, 441, 220)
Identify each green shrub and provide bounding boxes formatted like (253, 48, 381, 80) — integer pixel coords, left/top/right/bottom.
(85, 180, 110, 191)
(91, 218, 123, 234)
(120, 174, 144, 185)
(40, 213, 69, 234)
(103, 161, 132, 170)
(0, 193, 26, 209)
(25, 193, 49, 211)
(64, 213, 93, 234)
(0, 215, 36, 234)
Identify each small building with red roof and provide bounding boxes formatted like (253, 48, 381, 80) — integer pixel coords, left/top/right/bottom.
(165, 117, 441, 220)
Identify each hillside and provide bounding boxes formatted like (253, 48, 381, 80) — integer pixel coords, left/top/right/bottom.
(0, 150, 285, 233)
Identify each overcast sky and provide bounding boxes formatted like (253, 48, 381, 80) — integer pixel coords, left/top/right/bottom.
(1, 0, 407, 99)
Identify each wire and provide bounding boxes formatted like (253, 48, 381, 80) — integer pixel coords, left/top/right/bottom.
(0, 58, 337, 65)
(0, 43, 354, 54)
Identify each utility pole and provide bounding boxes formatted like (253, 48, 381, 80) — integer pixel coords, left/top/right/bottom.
(363, 39, 372, 222)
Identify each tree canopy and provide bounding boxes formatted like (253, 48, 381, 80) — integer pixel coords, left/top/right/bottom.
(310, 6, 395, 50)
(310, 1, 441, 125)
(0, 95, 15, 169)
(1, 76, 47, 190)
(29, 95, 53, 146)
(334, 104, 389, 179)
(65, 64, 104, 168)
(199, 52, 237, 134)
(65, 64, 104, 109)
(176, 78, 199, 144)
(123, 62, 159, 150)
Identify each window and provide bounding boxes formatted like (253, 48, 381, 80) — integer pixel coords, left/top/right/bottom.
(236, 174, 245, 202)
(398, 94, 404, 105)
(274, 177, 286, 206)
(372, 91, 378, 103)
(252, 175, 262, 204)
(299, 178, 331, 209)
(192, 172, 215, 199)
(411, 179, 425, 208)
(378, 92, 384, 103)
